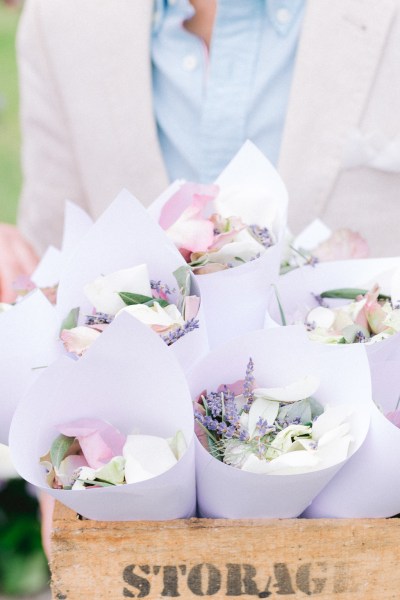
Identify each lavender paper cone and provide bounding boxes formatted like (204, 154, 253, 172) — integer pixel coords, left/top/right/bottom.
(149, 141, 288, 348)
(56, 189, 208, 372)
(0, 291, 59, 444)
(9, 314, 196, 521)
(267, 259, 400, 517)
(188, 326, 371, 518)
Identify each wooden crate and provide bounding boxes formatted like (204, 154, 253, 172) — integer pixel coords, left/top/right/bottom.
(50, 502, 400, 600)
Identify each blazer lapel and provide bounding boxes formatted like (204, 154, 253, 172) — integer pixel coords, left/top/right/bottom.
(51, 0, 169, 216)
(278, 0, 397, 230)
(100, 1, 169, 208)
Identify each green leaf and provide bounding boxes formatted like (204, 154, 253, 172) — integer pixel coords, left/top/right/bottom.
(49, 434, 75, 470)
(78, 479, 116, 487)
(278, 398, 312, 425)
(118, 292, 169, 308)
(271, 284, 287, 326)
(173, 265, 191, 297)
(60, 306, 80, 333)
(320, 288, 391, 301)
(308, 397, 324, 419)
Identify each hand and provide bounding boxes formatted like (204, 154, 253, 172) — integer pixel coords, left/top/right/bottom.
(0, 224, 39, 303)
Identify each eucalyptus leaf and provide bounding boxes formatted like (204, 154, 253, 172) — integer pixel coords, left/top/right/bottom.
(119, 292, 169, 308)
(320, 288, 391, 301)
(278, 398, 312, 425)
(342, 324, 370, 344)
(60, 307, 80, 333)
(50, 434, 75, 470)
(308, 397, 324, 419)
(173, 266, 191, 297)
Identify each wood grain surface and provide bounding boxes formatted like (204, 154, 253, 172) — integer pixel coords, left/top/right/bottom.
(50, 502, 400, 599)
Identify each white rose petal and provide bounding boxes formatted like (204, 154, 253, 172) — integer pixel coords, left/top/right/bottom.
(61, 326, 101, 356)
(312, 406, 352, 442)
(307, 307, 336, 329)
(208, 229, 265, 265)
(253, 375, 319, 403)
(84, 264, 152, 315)
(123, 435, 177, 484)
(117, 302, 184, 328)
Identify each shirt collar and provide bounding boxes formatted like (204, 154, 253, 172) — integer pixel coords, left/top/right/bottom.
(153, 0, 305, 37)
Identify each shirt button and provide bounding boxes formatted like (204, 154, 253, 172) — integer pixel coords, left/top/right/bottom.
(183, 54, 198, 71)
(276, 7, 292, 24)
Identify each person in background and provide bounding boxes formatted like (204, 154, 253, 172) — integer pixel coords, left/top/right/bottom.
(2, 0, 400, 559)
(2, 0, 400, 302)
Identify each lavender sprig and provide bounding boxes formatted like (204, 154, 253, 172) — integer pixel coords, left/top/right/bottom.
(150, 280, 174, 296)
(249, 224, 274, 249)
(85, 312, 114, 326)
(242, 358, 255, 413)
(161, 318, 199, 346)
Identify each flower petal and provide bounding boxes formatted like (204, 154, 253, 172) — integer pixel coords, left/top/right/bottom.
(159, 182, 219, 229)
(61, 326, 101, 356)
(247, 398, 280, 439)
(84, 264, 152, 315)
(253, 375, 319, 403)
(57, 418, 126, 469)
(123, 434, 177, 484)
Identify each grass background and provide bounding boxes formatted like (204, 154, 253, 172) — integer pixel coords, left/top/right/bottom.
(0, 3, 21, 224)
(0, 6, 49, 597)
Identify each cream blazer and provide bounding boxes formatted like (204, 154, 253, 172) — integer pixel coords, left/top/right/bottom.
(17, 0, 400, 256)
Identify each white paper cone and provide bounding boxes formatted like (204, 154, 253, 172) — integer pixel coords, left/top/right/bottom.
(60, 200, 93, 258)
(9, 313, 196, 521)
(31, 246, 62, 288)
(267, 258, 400, 411)
(187, 326, 371, 518)
(0, 291, 60, 444)
(149, 142, 288, 348)
(267, 259, 400, 517)
(195, 246, 282, 347)
(56, 190, 208, 372)
(303, 402, 400, 517)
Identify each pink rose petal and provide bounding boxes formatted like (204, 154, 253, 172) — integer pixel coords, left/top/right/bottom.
(57, 418, 126, 469)
(184, 295, 200, 321)
(313, 229, 369, 261)
(159, 182, 219, 230)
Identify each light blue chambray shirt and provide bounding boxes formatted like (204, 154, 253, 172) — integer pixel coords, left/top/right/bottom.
(152, 0, 305, 183)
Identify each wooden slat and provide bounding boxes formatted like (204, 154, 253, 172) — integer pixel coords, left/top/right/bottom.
(50, 502, 400, 599)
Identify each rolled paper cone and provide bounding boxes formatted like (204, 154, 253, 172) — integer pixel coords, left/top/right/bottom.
(0, 290, 60, 445)
(149, 141, 289, 348)
(187, 326, 371, 518)
(55, 189, 208, 372)
(9, 313, 196, 521)
(266, 257, 400, 412)
(194, 246, 281, 347)
(303, 402, 400, 517)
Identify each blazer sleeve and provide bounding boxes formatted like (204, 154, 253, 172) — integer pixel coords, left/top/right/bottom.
(16, 0, 87, 255)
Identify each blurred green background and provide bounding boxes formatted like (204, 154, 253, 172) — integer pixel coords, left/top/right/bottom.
(0, 2, 21, 224)
(0, 4, 49, 597)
